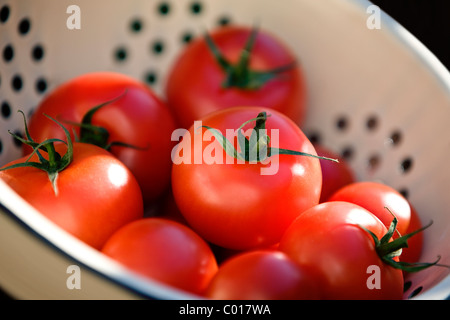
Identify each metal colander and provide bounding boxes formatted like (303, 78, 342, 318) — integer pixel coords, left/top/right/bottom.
(0, 0, 449, 299)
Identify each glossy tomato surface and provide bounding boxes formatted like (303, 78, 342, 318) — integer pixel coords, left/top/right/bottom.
(205, 250, 322, 300)
(279, 201, 404, 300)
(166, 25, 307, 129)
(25, 72, 176, 204)
(171, 106, 322, 250)
(102, 218, 218, 295)
(328, 181, 411, 235)
(0, 142, 143, 250)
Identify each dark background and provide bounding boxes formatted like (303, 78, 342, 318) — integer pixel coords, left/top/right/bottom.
(371, 0, 450, 71)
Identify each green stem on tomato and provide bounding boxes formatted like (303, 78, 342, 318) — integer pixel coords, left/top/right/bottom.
(204, 26, 297, 90)
(61, 90, 148, 152)
(201, 111, 339, 164)
(359, 207, 450, 273)
(1, 111, 73, 195)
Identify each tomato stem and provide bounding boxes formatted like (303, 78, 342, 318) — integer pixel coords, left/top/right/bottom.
(0, 111, 73, 195)
(204, 26, 297, 90)
(359, 207, 450, 273)
(201, 111, 338, 164)
(60, 91, 148, 152)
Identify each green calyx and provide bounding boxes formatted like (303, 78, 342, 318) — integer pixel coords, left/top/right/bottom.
(65, 91, 147, 151)
(360, 207, 450, 273)
(205, 26, 297, 90)
(201, 111, 339, 164)
(0, 111, 73, 195)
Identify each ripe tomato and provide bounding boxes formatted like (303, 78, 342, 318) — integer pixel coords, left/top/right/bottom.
(0, 142, 143, 250)
(171, 106, 322, 250)
(166, 25, 307, 129)
(328, 181, 411, 235)
(101, 218, 218, 295)
(279, 201, 404, 300)
(400, 204, 424, 266)
(205, 250, 322, 300)
(313, 144, 355, 203)
(25, 71, 176, 205)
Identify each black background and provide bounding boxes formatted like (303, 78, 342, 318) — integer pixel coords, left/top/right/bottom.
(371, 0, 450, 71)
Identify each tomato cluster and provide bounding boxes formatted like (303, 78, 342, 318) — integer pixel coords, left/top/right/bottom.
(0, 25, 444, 299)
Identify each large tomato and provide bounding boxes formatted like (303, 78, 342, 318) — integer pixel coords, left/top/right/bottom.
(328, 181, 411, 235)
(171, 106, 323, 250)
(101, 218, 218, 295)
(205, 250, 322, 300)
(0, 141, 143, 250)
(166, 25, 307, 129)
(25, 72, 176, 205)
(279, 201, 404, 300)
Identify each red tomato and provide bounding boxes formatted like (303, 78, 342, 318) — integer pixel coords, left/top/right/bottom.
(101, 218, 218, 295)
(314, 144, 355, 203)
(205, 250, 322, 300)
(328, 181, 411, 235)
(0, 142, 143, 250)
(25, 72, 176, 204)
(400, 205, 424, 267)
(171, 106, 322, 250)
(166, 25, 307, 129)
(279, 201, 404, 300)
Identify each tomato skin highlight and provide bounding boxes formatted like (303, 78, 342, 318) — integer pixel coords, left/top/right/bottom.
(101, 218, 218, 295)
(171, 106, 322, 250)
(0, 142, 143, 250)
(206, 250, 322, 300)
(279, 201, 404, 300)
(166, 25, 307, 129)
(25, 71, 177, 205)
(328, 181, 411, 235)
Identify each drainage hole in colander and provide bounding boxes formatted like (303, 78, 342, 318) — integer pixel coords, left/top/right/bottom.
(129, 18, 144, 33)
(31, 44, 44, 62)
(388, 130, 402, 146)
(400, 157, 413, 174)
(151, 40, 165, 55)
(181, 31, 194, 44)
(335, 115, 349, 131)
(144, 71, 158, 86)
(0, 5, 10, 23)
(11, 74, 23, 92)
(157, 2, 171, 16)
(218, 15, 232, 26)
(403, 280, 412, 293)
(408, 286, 423, 299)
(35, 77, 48, 94)
(398, 188, 409, 199)
(366, 115, 379, 131)
(190, 2, 203, 15)
(1, 101, 11, 119)
(18, 17, 31, 35)
(114, 46, 128, 63)
(306, 132, 321, 145)
(367, 154, 381, 171)
(11, 131, 23, 148)
(341, 146, 354, 161)
(2, 44, 14, 63)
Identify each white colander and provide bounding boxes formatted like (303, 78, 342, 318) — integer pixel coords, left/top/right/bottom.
(0, 0, 449, 300)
